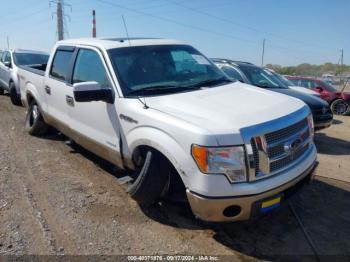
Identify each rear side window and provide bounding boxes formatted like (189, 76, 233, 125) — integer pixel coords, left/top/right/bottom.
(72, 49, 110, 88)
(50, 50, 74, 81)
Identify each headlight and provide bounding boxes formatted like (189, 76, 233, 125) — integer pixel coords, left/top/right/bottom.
(191, 145, 247, 183)
(307, 113, 314, 138)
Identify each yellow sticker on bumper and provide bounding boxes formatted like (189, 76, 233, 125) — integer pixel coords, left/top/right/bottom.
(261, 196, 281, 213)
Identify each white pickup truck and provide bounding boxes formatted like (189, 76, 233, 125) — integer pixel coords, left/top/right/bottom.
(17, 38, 317, 222)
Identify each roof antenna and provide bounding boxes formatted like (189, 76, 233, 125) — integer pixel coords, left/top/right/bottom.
(121, 16, 148, 109)
(122, 15, 131, 47)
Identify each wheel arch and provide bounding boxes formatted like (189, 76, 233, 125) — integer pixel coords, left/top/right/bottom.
(126, 127, 193, 187)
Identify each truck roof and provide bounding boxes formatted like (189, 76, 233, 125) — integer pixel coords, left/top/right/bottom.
(2, 49, 49, 55)
(57, 37, 185, 50)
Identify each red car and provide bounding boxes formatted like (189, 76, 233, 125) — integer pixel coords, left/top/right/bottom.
(286, 76, 350, 115)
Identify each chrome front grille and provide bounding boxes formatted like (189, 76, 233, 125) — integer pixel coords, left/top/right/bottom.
(249, 117, 311, 181)
(265, 118, 308, 144)
(269, 143, 309, 173)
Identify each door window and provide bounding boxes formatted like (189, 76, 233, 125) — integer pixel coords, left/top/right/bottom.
(72, 49, 110, 88)
(50, 50, 74, 81)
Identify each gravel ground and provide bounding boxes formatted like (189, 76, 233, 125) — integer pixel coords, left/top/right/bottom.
(0, 94, 350, 261)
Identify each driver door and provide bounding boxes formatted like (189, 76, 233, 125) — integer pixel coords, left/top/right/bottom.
(68, 47, 123, 167)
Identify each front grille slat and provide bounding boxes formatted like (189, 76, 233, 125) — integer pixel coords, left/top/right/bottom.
(270, 144, 309, 173)
(264, 118, 308, 144)
(251, 117, 311, 181)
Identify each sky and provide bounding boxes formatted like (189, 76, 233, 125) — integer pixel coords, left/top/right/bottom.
(0, 0, 349, 66)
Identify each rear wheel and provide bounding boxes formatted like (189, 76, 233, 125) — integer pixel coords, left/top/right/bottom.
(128, 149, 171, 206)
(331, 99, 349, 115)
(9, 82, 22, 106)
(0, 87, 4, 95)
(25, 100, 49, 136)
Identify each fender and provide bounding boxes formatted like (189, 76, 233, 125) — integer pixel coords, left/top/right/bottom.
(25, 83, 41, 107)
(126, 126, 198, 187)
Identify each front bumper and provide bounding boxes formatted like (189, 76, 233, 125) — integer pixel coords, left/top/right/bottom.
(313, 112, 333, 130)
(314, 118, 333, 130)
(186, 161, 317, 222)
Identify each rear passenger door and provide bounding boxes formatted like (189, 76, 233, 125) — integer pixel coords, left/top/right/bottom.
(68, 47, 123, 166)
(44, 46, 75, 134)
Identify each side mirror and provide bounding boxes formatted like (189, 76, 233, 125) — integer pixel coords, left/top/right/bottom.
(73, 81, 114, 104)
(315, 86, 323, 92)
(3, 61, 11, 68)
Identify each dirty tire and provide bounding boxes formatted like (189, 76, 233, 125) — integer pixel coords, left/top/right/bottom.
(9, 82, 22, 106)
(128, 150, 170, 206)
(25, 100, 49, 136)
(331, 99, 349, 115)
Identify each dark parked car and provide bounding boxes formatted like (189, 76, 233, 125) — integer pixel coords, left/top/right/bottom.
(212, 59, 333, 130)
(286, 76, 350, 115)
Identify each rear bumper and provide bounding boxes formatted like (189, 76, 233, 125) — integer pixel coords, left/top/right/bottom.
(187, 161, 317, 222)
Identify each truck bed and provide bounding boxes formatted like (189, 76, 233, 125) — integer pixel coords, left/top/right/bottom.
(17, 64, 47, 107)
(18, 64, 47, 76)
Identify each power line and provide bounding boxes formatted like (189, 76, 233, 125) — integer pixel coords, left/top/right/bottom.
(0, 7, 50, 29)
(93, 0, 260, 46)
(167, 0, 333, 51)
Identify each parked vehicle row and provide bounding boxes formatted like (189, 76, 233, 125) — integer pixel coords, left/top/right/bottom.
(14, 38, 319, 222)
(212, 59, 333, 130)
(0, 49, 49, 105)
(286, 76, 350, 115)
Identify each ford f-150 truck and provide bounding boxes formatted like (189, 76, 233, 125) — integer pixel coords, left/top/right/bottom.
(17, 38, 317, 222)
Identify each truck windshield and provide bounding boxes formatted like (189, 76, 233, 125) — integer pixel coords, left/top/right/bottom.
(108, 45, 231, 96)
(13, 53, 49, 66)
(239, 65, 288, 89)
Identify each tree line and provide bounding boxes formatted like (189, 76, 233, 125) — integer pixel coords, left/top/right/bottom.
(265, 63, 350, 77)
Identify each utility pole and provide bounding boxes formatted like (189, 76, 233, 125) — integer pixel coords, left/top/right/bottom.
(92, 10, 97, 38)
(57, 0, 64, 40)
(261, 39, 266, 67)
(6, 36, 10, 49)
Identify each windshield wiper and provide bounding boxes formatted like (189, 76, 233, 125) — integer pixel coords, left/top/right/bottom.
(189, 77, 233, 88)
(126, 85, 201, 96)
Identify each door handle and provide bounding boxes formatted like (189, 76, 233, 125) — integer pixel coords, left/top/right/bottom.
(66, 95, 75, 107)
(45, 85, 51, 95)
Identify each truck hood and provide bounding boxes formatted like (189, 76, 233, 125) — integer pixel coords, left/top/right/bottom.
(145, 82, 306, 134)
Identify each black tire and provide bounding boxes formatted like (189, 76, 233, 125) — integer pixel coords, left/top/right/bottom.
(9, 82, 22, 106)
(330, 99, 349, 115)
(0, 87, 4, 95)
(128, 150, 170, 206)
(25, 100, 49, 136)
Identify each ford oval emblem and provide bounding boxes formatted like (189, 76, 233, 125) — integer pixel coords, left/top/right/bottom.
(284, 138, 303, 153)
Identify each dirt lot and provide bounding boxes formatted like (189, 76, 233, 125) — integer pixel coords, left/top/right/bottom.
(0, 94, 350, 261)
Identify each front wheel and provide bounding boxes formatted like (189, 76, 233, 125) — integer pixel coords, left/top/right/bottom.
(25, 100, 49, 136)
(9, 82, 22, 106)
(331, 99, 349, 115)
(0, 87, 4, 95)
(128, 150, 170, 206)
